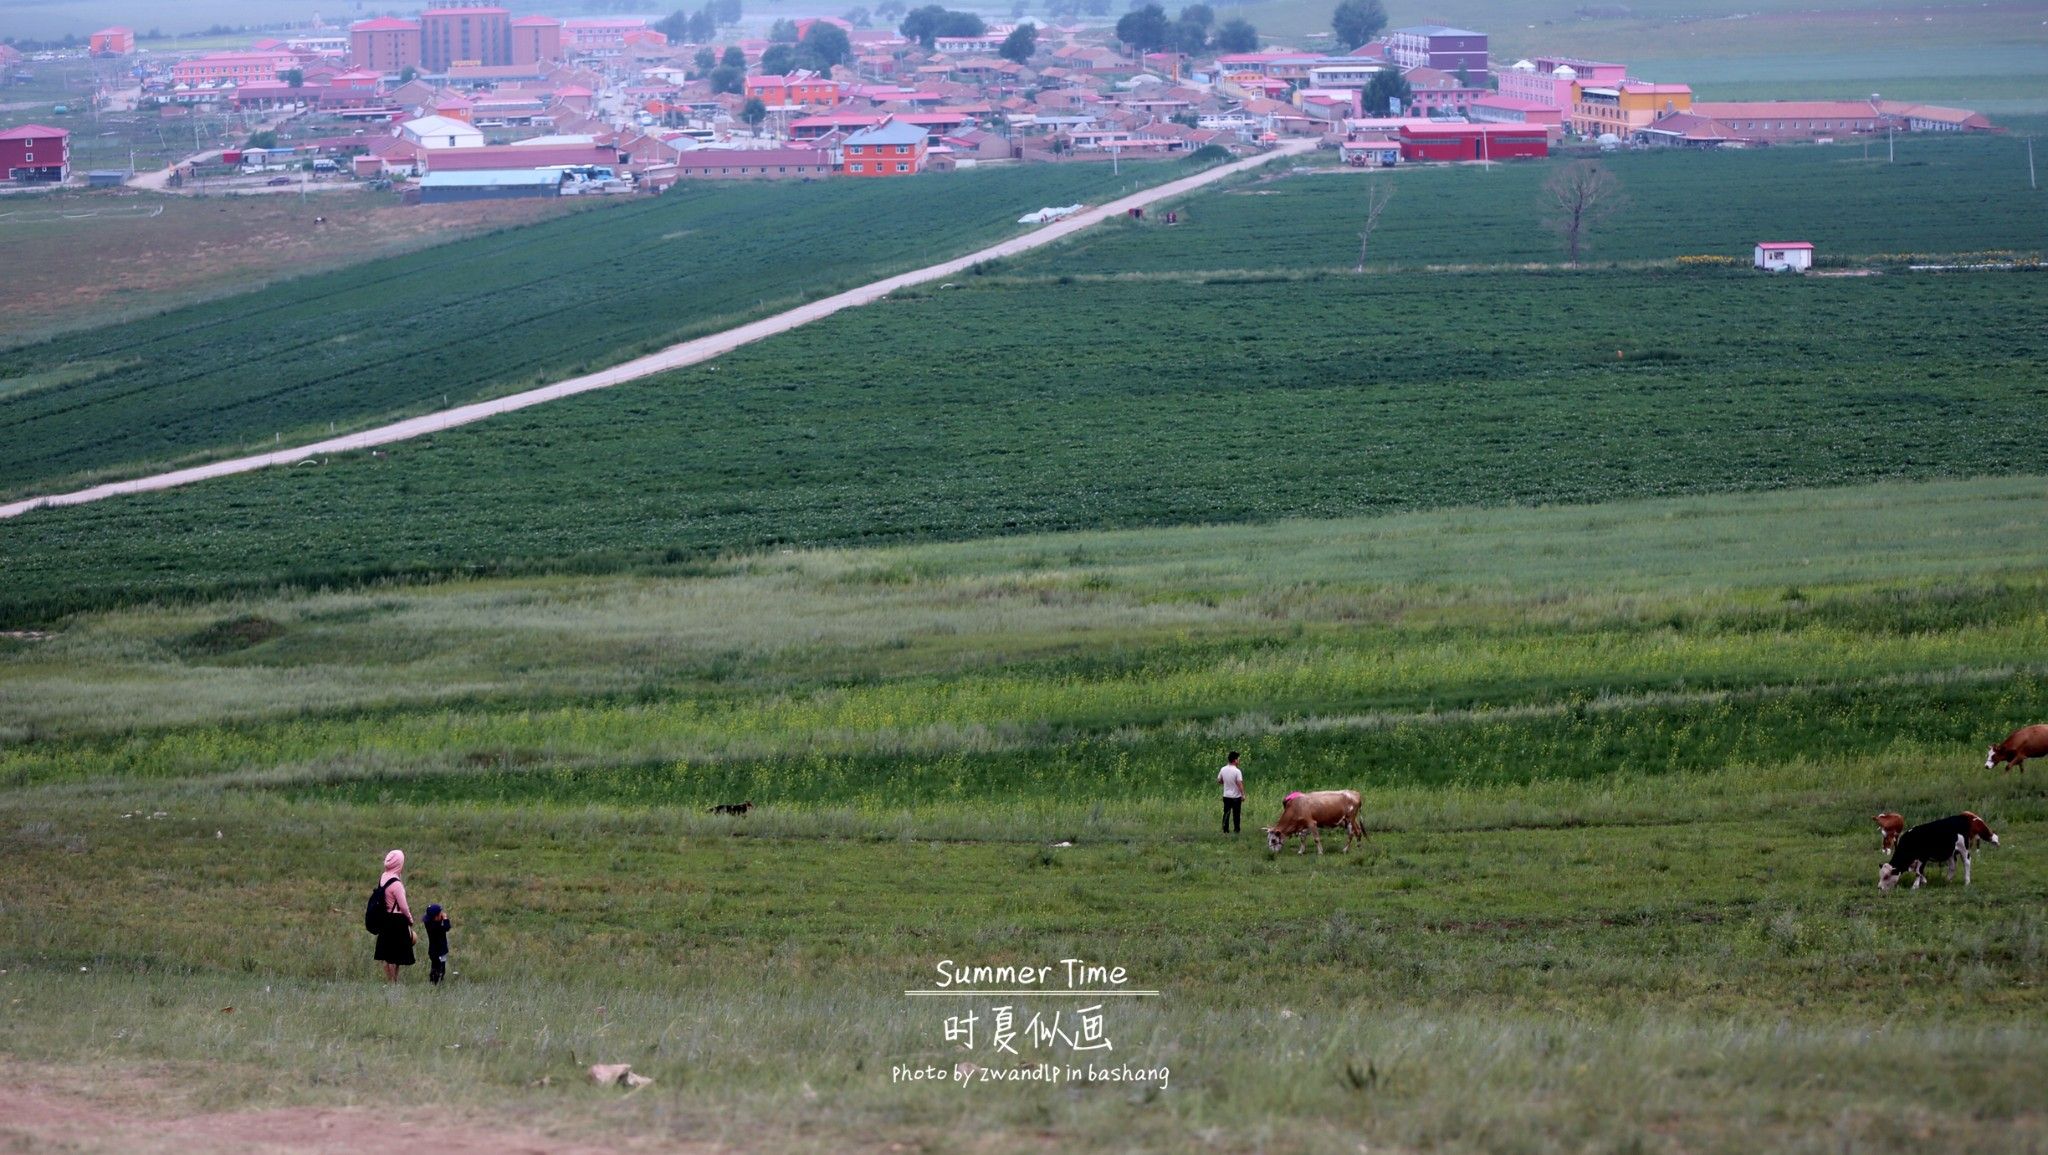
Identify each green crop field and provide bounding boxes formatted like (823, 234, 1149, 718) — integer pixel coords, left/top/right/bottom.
(0, 159, 1193, 500)
(4, 263, 2043, 622)
(1012, 137, 2046, 276)
(5, 478, 2046, 1152)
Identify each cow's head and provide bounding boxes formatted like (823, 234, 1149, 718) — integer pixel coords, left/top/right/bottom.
(1879, 863, 1905, 891)
(1265, 828, 1284, 853)
(1986, 746, 1999, 769)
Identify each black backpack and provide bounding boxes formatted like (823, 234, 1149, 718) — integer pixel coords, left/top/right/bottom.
(364, 878, 397, 934)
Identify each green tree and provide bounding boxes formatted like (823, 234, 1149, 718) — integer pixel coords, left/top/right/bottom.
(245, 129, 278, 149)
(709, 63, 745, 93)
(998, 22, 1037, 63)
(654, 8, 690, 40)
(687, 7, 717, 40)
(1211, 17, 1258, 52)
(711, 0, 742, 24)
(1330, 0, 1386, 49)
(845, 6, 872, 25)
(1360, 66, 1410, 116)
(283, 68, 303, 87)
(768, 17, 800, 41)
(1169, 17, 1207, 54)
(720, 45, 746, 68)
(1176, 4, 1212, 28)
(398, 64, 419, 83)
(1115, 3, 1171, 52)
(761, 43, 796, 74)
(741, 96, 768, 133)
(899, 5, 984, 48)
(693, 46, 717, 72)
(799, 21, 852, 67)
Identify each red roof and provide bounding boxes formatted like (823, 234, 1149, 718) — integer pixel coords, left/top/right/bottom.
(0, 124, 67, 139)
(674, 147, 831, 168)
(351, 17, 419, 31)
(1397, 123, 1546, 136)
(511, 15, 562, 26)
(1755, 242, 1814, 249)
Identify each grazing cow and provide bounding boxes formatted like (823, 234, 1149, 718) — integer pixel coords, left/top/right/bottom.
(1986, 725, 2048, 773)
(708, 800, 754, 816)
(1264, 790, 1365, 856)
(1873, 812, 1906, 854)
(1880, 813, 1998, 891)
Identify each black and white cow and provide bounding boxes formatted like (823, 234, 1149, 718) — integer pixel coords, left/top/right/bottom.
(1879, 813, 1998, 891)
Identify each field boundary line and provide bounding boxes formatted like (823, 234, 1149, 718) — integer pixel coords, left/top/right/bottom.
(0, 140, 1315, 522)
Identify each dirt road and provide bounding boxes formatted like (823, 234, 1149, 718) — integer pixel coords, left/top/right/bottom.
(1, 139, 1315, 521)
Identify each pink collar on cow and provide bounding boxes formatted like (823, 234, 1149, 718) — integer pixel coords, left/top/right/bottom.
(1284, 791, 1302, 803)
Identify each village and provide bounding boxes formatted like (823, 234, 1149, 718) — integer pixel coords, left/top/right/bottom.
(0, 3, 2000, 205)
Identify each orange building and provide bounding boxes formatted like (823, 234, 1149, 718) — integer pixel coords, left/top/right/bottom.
(89, 27, 135, 55)
(841, 117, 927, 176)
(420, 7, 512, 72)
(744, 71, 841, 109)
(510, 16, 563, 65)
(1568, 80, 1692, 137)
(349, 17, 422, 74)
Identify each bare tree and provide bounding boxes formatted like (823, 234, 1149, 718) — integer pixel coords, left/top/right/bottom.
(1542, 161, 1626, 264)
(1354, 179, 1394, 273)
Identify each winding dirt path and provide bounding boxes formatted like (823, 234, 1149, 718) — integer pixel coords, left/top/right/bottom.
(2, 140, 1315, 521)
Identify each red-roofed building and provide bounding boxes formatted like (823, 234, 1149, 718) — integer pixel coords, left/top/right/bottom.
(790, 112, 887, 140)
(421, 7, 512, 72)
(562, 17, 651, 55)
(172, 52, 297, 86)
(350, 18, 421, 74)
(1399, 122, 1547, 161)
(89, 27, 134, 56)
(418, 141, 622, 173)
(511, 16, 564, 65)
(842, 117, 927, 176)
(0, 124, 68, 182)
(1469, 95, 1564, 128)
(1753, 242, 1813, 271)
(1688, 100, 1882, 143)
(745, 71, 841, 109)
(1570, 81, 1692, 137)
(673, 146, 835, 179)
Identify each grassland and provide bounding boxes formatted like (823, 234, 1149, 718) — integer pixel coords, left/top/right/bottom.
(0, 159, 1195, 499)
(4, 477, 2045, 1152)
(5, 261, 2042, 622)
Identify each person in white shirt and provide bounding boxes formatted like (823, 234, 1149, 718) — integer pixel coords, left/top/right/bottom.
(1217, 751, 1245, 834)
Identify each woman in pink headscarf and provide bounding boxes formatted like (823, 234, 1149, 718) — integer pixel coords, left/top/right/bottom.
(372, 849, 416, 982)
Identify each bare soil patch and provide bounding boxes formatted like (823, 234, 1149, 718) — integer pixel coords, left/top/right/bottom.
(0, 1060, 684, 1155)
(0, 192, 587, 347)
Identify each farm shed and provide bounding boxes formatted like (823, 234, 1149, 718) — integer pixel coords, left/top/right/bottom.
(1397, 122, 1547, 162)
(417, 169, 564, 204)
(86, 170, 126, 188)
(1753, 242, 1813, 272)
(0, 124, 69, 183)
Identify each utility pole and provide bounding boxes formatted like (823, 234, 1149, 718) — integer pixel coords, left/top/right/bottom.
(1887, 124, 1894, 163)
(2029, 136, 2037, 191)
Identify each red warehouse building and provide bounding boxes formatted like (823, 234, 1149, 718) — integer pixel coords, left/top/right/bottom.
(1, 124, 70, 183)
(1398, 122, 1548, 162)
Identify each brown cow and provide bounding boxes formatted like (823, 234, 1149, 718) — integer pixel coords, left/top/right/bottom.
(1264, 790, 1365, 856)
(1987, 725, 2048, 772)
(1874, 811, 1906, 854)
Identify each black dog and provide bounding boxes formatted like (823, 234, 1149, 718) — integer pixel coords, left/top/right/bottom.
(708, 801, 754, 816)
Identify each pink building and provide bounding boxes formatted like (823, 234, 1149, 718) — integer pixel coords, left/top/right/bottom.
(1496, 57, 1624, 115)
(171, 52, 297, 86)
(1469, 96, 1565, 128)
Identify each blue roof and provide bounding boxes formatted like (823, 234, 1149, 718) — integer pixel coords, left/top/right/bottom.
(845, 119, 927, 146)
